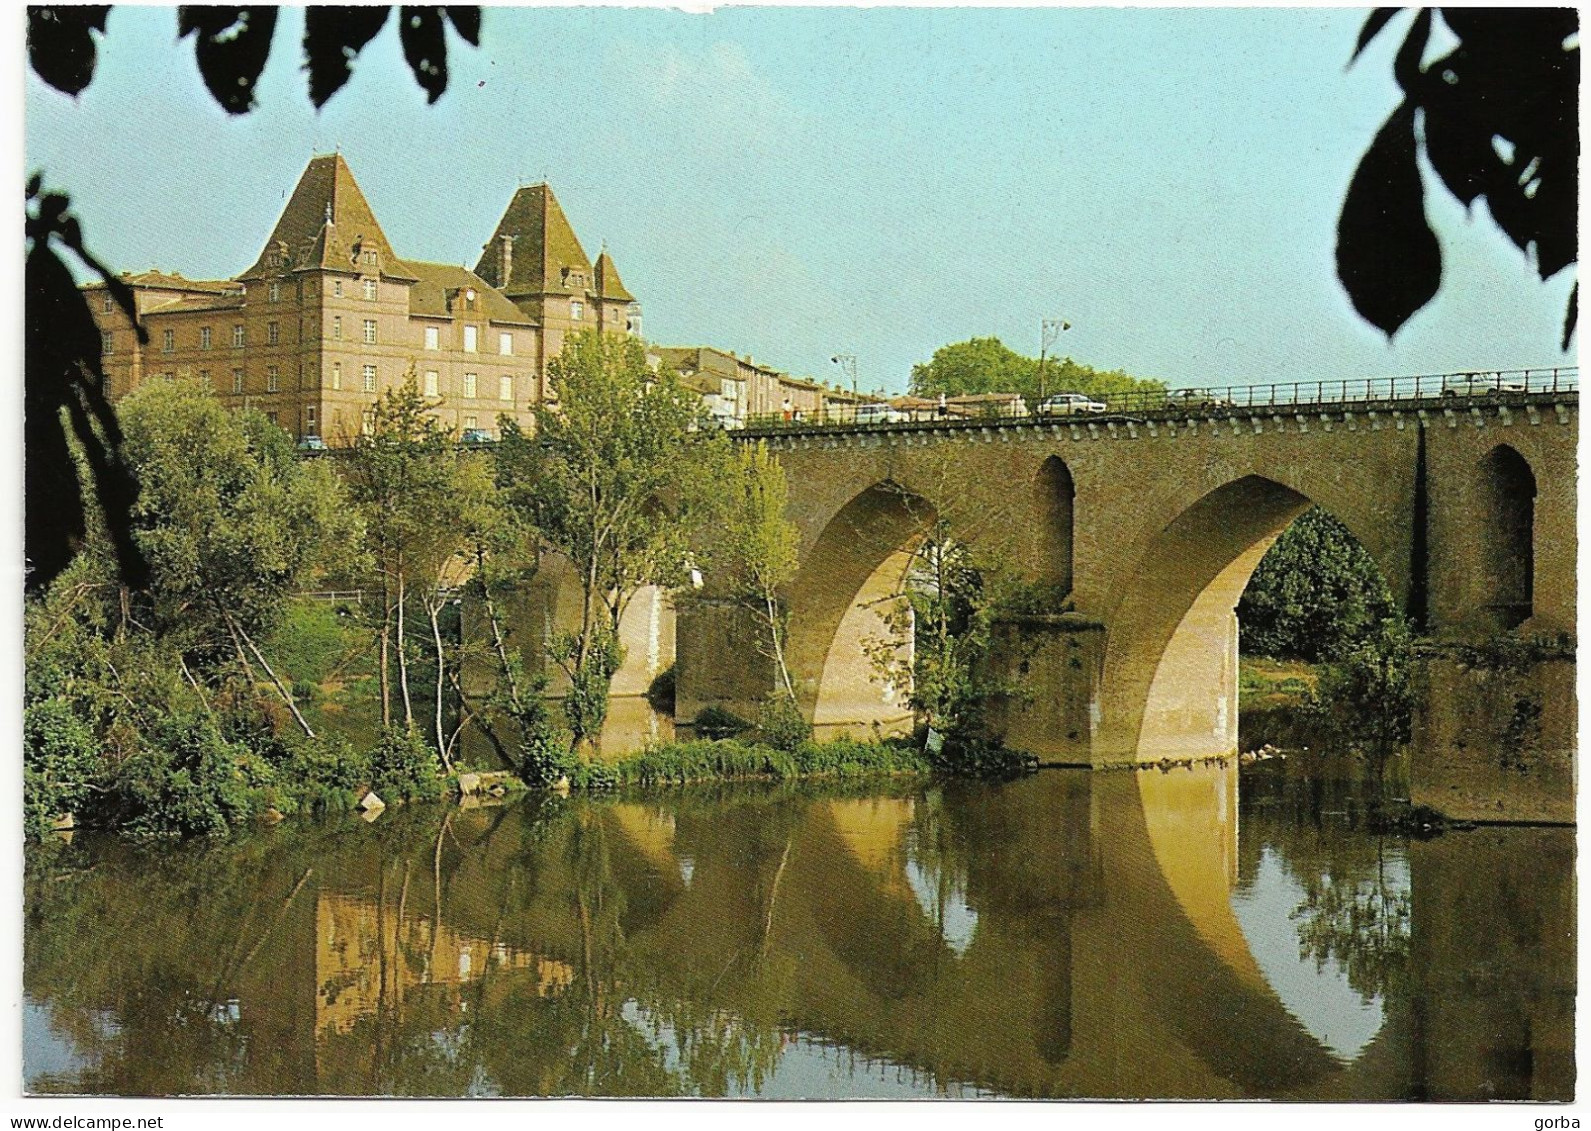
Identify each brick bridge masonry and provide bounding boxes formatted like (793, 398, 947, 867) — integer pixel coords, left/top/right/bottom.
(675, 390, 1577, 824)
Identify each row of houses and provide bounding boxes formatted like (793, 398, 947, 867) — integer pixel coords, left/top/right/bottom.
(86, 153, 874, 443)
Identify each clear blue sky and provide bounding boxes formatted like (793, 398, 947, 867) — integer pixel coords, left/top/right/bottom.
(25, 6, 1577, 394)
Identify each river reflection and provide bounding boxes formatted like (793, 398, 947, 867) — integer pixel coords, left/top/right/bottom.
(24, 764, 1573, 1099)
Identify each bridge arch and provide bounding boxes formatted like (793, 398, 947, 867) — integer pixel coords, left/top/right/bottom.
(1478, 444, 1536, 630)
(783, 480, 937, 731)
(1096, 474, 1399, 761)
(1033, 455, 1076, 595)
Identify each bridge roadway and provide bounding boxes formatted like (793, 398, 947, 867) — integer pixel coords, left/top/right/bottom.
(675, 373, 1577, 823)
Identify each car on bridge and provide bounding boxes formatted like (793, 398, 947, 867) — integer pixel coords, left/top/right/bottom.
(853, 403, 910, 425)
(1164, 388, 1232, 411)
(1035, 392, 1109, 417)
(461, 428, 495, 444)
(1439, 372, 1528, 398)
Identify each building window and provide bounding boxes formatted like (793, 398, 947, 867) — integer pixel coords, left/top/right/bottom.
(331, 362, 342, 391)
(364, 251, 377, 267)
(267, 321, 280, 345)
(424, 326, 439, 350)
(269, 281, 280, 303)
(306, 405, 317, 431)
(363, 278, 377, 301)
(232, 324, 245, 348)
(424, 370, 439, 398)
(199, 369, 210, 386)
(363, 319, 377, 344)
(499, 374, 513, 402)
(499, 331, 513, 356)
(266, 411, 278, 425)
(101, 330, 113, 355)
(362, 410, 374, 436)
(102, 293, 113, 314)
(266, 365, 280, 392)
(162, 328, 174, 353)
(334, 279, 343, 298)
(570, 300, 584, 321)
(232, 368, 244, 394)
(464, 415, 478, 430)
(363, 364, 377, 393)
(463, 325, 478, 352)
(332, 316, 342, 341)
(463, 372, 477, 398)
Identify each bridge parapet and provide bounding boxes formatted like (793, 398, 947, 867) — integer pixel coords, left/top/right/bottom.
(736, 367, 1577, 439)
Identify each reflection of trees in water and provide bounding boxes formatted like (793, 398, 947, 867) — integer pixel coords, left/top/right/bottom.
(1237, 767, 1411, 1005)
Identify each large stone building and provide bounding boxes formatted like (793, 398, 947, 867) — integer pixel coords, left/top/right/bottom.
(87, 153, 640, 442)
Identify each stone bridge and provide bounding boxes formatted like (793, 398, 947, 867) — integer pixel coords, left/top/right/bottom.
(676, 378, 1578, 823)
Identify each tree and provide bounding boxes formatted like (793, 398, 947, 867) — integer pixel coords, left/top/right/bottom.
(1237, 507, 1398, 662)
(697, 441, 802, 703)
(345, 375, 455, 739)
(119, 378, 359, 735)
(909, 337, 1165, 404)
(496, 331, 713, 755)
(24, 5, 482, 593)
(1338, 9, 1577, 346)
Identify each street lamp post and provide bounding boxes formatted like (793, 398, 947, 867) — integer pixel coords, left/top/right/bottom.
(1038, 318, 1070, 401)
(831, 354, 858, 421)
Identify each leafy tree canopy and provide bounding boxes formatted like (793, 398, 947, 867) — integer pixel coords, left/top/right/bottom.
(908, 337, 1164, 403)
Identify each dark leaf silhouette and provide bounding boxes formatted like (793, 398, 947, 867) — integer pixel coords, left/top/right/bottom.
(303, 6, 391, 108)
(445, 6, 481, 45)
(1342, 8, 1577, 345)
(1350, 8, 1402, 65)
(177, 6, 279, 115)
(399, 7, 450, 103)
(1337, 103, 1441, 337)
(24, 184, 147, 594)
(25, 6, 110, 97)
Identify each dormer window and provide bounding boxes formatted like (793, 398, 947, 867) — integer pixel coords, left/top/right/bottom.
(364, 250, 377, 266)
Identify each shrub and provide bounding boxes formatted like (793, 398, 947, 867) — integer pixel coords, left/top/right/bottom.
(368, 726, 445, 803)
(112, 714, 260, 837)
(754, 694, 812, 752)
(23, 700, 102, 839)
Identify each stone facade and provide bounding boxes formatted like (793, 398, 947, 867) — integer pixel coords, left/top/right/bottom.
(87, 154, 639, 442)
(657, 345, 865, 427)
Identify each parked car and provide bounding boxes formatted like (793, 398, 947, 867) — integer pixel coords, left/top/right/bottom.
(1035, 392, 1108, 417)
(853, 403, 909, 425)
(1440, 373, 1527, 398)
(296, 435, 327, 451)
(1164, 388, 1231, 410)
(460, 428, 494, 444)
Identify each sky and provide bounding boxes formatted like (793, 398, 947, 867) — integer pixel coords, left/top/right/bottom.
(24, 5, 1579, 395)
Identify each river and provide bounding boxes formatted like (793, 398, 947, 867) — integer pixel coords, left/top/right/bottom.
(23, 738, 1573, 1099)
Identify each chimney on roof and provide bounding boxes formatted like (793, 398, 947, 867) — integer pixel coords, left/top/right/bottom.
(498, 235, 513, 289)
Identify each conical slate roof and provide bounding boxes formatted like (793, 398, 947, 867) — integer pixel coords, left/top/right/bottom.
(593, 250, 634, 302)
(238, 153, 414, 281)
(474, 183, 592, 297)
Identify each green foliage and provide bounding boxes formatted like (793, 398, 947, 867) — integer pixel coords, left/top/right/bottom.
(908, 336, 1164, 403)
(111, 714, 260, 837)
(753, 693, 812, 752)
(498, 331, 719, 753)
(368, 727, 446, 803)
(119, 379, 360, 657)
(1238, 508, 1398, 662)
(574, 737, 929, 789)
(23, 699, 101, 838)
(1310, 618, 1416, 788)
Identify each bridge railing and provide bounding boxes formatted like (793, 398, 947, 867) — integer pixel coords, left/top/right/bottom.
(735, 366, 1577, 433)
